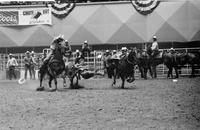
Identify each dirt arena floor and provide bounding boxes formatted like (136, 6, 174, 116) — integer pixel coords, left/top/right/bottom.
(0, 77, 200, 130)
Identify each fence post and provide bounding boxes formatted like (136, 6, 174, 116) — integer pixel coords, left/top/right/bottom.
(94, 51, 96, 70)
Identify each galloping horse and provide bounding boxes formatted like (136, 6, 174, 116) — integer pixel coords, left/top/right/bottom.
(37, 42, 66, 91)
(111, 49, 137, 89)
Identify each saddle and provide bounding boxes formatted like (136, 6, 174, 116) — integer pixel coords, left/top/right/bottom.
(153, 51, 163, 59)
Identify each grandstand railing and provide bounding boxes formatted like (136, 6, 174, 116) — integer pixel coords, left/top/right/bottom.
(0, 47, 200, 79)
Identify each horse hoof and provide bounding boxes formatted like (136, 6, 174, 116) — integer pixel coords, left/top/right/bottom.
(49, 88, 56, 92)
(36, 87, 44, 91)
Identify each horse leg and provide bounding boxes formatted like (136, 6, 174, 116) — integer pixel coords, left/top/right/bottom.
(63, 76, 67, 88)
(144, 68, 147, 80)
(70, 77, 74, 88)
(152, 66, 157, 78)
(174, 66, 179, 78)
(167, 66, 173, 79)
(36, 69, 45, 91)
(149, 66, 153, 78)
(112, 69, 117, 86)
(190, 64, 195, 78)
(139, 67, 144, 78)
(75, 74, 79, 85)
(121, 76, 125, 89)
(48, 76, 54, 91)
(53, 77, 58, 91)
(167, 67, 170, 78)
(154, 67, 157, 78)
(170, 67, 173, 79)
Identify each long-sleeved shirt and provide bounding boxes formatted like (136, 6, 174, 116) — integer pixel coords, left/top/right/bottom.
(24, 56, 33, 66)
(31, 56, 37, 65)
(151, 41, 159, 50)
(7, 57, 18, 67)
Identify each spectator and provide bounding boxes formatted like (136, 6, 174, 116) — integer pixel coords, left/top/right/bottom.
(7, 53, 18, 80)
(31, 51, 37, 80)
(81, 40, 91, 57)
(24, 51, 33, 79)
(75, 49, 84, 65)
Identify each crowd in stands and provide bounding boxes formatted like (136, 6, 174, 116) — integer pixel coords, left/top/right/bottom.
(0, 0, 128, 6)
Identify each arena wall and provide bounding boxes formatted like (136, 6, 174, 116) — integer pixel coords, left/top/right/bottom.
(0, 0, 200, 49)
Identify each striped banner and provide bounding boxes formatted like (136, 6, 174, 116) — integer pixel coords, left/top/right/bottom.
(0, 11, 19, 25)
(130, 0, 160, 15)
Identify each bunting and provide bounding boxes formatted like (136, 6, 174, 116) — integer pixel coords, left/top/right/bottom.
(51, 2, 75, 19)
(130, 0, 160, 15)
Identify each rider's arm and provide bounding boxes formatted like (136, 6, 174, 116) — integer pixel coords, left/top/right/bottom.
(14, 58, 18, 66)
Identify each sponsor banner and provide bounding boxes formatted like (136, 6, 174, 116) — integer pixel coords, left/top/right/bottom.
(19, 8, 52, 25)
(0, 8, 52, 26)
(0, 11, 19, 25)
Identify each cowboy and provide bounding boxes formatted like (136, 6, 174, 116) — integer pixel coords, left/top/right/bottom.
(40, 35, 65, 70)
(81, 40, 91, 58)
(63, 40, 72, 58)
(169, 47, 175, 54)
(120, 47, 128, 59)
(30, 51, 37, 80)
(7, 53, 18, 80)
(112, 50, 117, 55)
(24, 51, 33, 79)
(103, 50, 112, 68)
(74, 49, 83, 64)
(151, 36, 159, 57)
(63, 40, 72, 67)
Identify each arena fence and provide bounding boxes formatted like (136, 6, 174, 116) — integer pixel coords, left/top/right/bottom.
(0, 48, 200, 80)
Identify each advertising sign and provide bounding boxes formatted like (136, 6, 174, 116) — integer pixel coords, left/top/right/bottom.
(0, 8, 51, 26)
(0, 11, 19, 25)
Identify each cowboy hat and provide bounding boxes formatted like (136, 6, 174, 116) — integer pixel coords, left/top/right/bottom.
(84, 40, 88, 43)
(121, 47, 127, 50)
(25, 51, 30, 54)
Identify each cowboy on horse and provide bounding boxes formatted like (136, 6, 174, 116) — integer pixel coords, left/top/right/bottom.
(40, 35, 65, 70)
(151, 35, 159, 58)
(36, 35, 67, 91)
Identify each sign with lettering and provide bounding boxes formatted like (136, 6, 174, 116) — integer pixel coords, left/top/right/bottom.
(0, 8, 51, 26)
(0, 11, 19, 25)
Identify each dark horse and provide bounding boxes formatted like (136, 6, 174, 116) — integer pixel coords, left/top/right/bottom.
(110, 49, 137, 89)
(147, 47, 179, 79)
(177, 50, 200, 77)
(135, 49, 153, 79)
(36, 43, 66, 91)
